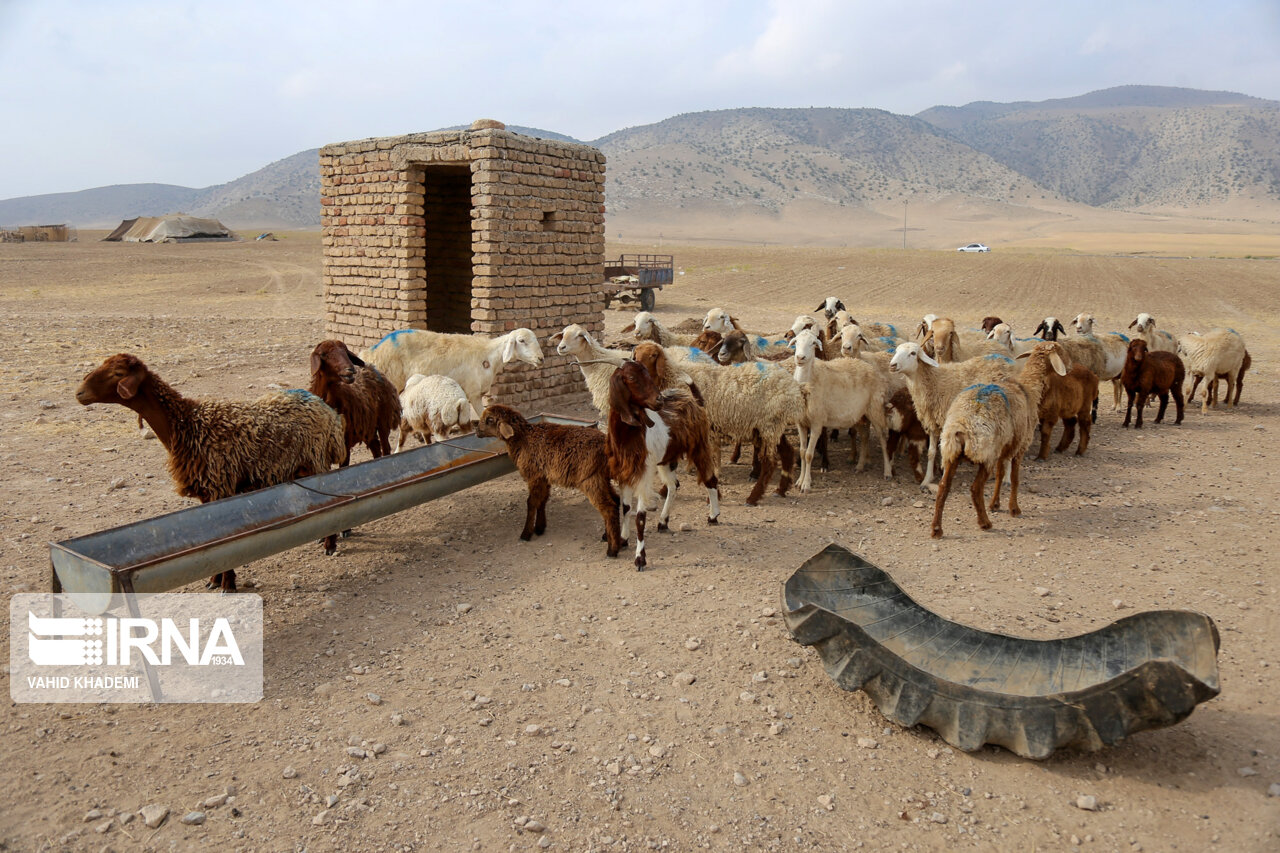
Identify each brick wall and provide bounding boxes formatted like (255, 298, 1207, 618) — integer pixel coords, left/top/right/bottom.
(320, 119, 606, 408)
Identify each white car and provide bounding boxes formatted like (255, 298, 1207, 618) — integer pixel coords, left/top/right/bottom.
(957, 243, 990, 253)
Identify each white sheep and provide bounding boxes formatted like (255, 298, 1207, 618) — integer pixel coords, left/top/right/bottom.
(985, 323, 1039, 357)
(1071, 313, 1132, 410)
(622, 311, 699, 347)
(1128, 312, 1178, 353)
(816, 297, 847, 319)
(930, 341, 1068, 538)
(1177, 328, 1248, 414)
(548, 324, 630, 421)
(887, 341, 1019, 491)
(359, 328, 544, 415)
(791, 329, 891, 489)
(915, 313, 939, 340)
(396, 374, 477, 450)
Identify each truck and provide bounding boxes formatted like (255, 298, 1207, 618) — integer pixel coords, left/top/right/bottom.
(601, 253, 674, 312)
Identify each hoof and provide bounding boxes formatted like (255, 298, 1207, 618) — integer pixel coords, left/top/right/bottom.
(519, 532, 533, 541)
(533, 526, 546, 536)
(324, 547, 337, 556)
(931, 528, 942, 539)
(635, 556, 646, 570)
(340, 529, 352, 539)
(606, 547, 619, 558)
(657, 521, 669, 532)
(979, 521, 993, 531)
(707, 516, 719, 525)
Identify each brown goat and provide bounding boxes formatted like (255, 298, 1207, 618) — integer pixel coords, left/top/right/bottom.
(309, 339, 403, 554)
(1121, 339, 1185, 428)
(475, 405, 622, 557)
(76, 354, 345, 591)
(1020, 345, 1100, 458)
(607, 360, 721, 569)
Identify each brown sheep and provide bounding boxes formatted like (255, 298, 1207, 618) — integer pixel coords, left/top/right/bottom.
(980, 316, 1004, 333)
(474, 404, 623, 557)
(1121, 339, 1185, 429)
(75, 354, 345, 591)
(1020, 345, 1100, 458)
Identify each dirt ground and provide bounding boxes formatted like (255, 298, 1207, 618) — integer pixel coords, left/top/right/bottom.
(1, 232, 1277, 852)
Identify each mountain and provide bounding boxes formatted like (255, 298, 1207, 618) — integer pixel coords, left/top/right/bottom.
(4, 88, 1280, 232)
(916, 85, 1280, 208)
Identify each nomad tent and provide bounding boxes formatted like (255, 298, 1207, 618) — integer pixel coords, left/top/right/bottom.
(103, 215, 236, 243)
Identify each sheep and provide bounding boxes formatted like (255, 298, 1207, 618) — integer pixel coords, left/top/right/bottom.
(309, 340, 401, 466)
(791, 329, 891, 490)
(1128, 313, 1178, 353)
(1176, 328, 1248, 413)
(1018, 344, 1100, 459)
(358, 327, 544, 414)
(784, 315, 839, 360)
(76, 353, 346, 592)
(816, 297, 847, 319)
(622, 311, 699, 348)
(474, 404, 623, 557)
(1033, 317, 1068, 340)
(632, 342, 799, 506)
(606, 360, 721, 568)
(548, 324, 630, 421)
(396, 374, 477, 450)
(884, 387, 928, 482)
(689, 329, 723, 354)
(930, 342, 1068, 537)
(986, 323, 1040, 357)
(922, 317, 960, 362)
(980, 316, 1004, 333)
(702, 308, 792, 357)
(1030, 317, 1109, 378)
(712, 329, 795, 364)
(887, 341, 1019, 491)
(1190, 348, 1251, 407)
(1121, 339, 1185, 428)
(1070, 313, 1131, 410)
(915, 313, 939, 340)
(308, 339, 403, 554)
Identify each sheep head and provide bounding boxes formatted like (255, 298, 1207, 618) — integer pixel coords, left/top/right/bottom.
(77, 353, 150, 406)
(816, 297, 846, 319)
(310, 340, 358, 384)
(608, 360, 659, 428)
(840, 324, 869, 357)
(551, 324, 591, 358)
(702, 308, 739, 335)
(1127, 338, 1150, 364)
(1072, 313, 1095, 335)
(502, 329, 544, 367)
(475, 404, 523, 441)
(1034, 317, 1066, 341)
(889, 341, 936, 373)
(785, 314, 820, 340)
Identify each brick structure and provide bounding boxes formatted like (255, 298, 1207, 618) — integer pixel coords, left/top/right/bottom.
(320, 119, 607, 409)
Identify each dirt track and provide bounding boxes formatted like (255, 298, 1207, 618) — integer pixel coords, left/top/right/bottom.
(1, 234, 1277, 851)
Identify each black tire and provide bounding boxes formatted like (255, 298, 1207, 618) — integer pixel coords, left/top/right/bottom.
(639, 287, 655, 312)
(783, 544, 1220, 759)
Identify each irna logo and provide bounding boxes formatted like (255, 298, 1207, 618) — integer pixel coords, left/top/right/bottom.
(28, 612, 245, 667)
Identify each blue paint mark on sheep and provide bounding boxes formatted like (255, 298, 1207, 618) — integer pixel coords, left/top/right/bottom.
(876, 336, 897, 351)
(1114, 332, 1130, 342)
(371, 329, 414, 350)
(684, 347, 712, 362)
(984, 353, 1014, 363)
(883, 323, 899, 338)
(1227, 328, 1239, 336)
(963, 383, 1009, 408)
(284, 389, 319, 401)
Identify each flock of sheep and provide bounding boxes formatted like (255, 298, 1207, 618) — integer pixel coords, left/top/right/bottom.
(74, 299, 1252, 577)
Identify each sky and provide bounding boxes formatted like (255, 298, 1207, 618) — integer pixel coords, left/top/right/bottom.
(2, 0, 1279, 199)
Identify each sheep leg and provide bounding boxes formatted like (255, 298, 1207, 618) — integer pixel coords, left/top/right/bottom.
(1007, 454, 1022, 517)
(988, 459, 1005, 512)
(656, 464, 679, 531)
(1154, 391, 1169, 423)
(776, 435, 794, 496)
(706, 481, 721, 524)
(586, 482, 622, 558)
(1037, 418, 1053, 460)
(620, 490, 635, 540)
(920, 433, 940, 491)
(971, 463, 994, 530)
(853, 420, 871, 472)
(396, 419, 413, 451)
(1076, 413, 1092, 456)
(1057, 418, 1078, 454)
(817, 429, 830, 473)
(1122, 389, 1135, 427)
(1172, 384, 1185, 425)
(1134, 391, 1147, 429)
(797, 423, 816, 493)
(1111, 378, 1123, 411)
(729, 441, 742, 465)
(634, 507, 648, 570)
(930, 457, 959, 538)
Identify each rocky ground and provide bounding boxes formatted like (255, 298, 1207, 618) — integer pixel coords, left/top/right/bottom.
(1, 234, 1277, 851)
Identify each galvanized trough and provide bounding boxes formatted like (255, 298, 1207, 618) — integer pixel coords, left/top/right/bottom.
(50, 414, 592, 613)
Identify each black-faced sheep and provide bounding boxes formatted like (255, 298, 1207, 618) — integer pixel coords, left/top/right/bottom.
(474, 404, 622, 557)
(76, 353, 345, 591)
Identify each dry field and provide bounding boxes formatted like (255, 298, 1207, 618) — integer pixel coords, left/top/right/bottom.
(1, 232, 1277, 852)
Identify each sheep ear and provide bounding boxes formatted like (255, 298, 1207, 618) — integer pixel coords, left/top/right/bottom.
(858, 334, 869, 345)
(498, 421, 515, 440)
(621, 323, 635, 334)
(783, 330, 795, 340)
(345, 347, 366, 368)
(814, 337, 823, 352)
(1050, 353, 1067, 375)
(547, 332, 562, 346)
(116, 371, 143, 400)
(730, 316, 742, 330)
(502, 337, 517, 363)
(310, 352, 323, 376)
(815, 301, 826, 312)
(787, 338, 797, 350)
(1128, 318, 1138, 329)
(918, 350, 939, 367)
(1015, 351, 1030, 360)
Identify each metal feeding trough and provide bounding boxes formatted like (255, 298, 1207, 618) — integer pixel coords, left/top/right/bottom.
(783, 544, 1221, 759)
(49, 415, 592, 613)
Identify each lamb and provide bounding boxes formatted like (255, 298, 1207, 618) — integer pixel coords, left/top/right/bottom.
(632, 341, 799, 506)
(396, 374, 477, 450)
(549, 324, 630, 421)
(358, 327, 544, 415)
(76, 353, 346, 591)
(1070, 313, 1131, 410)
(1120, 339, 1185, 429)
(1128, 313, 1178, 353)
(883, 387, 928, 482)
(309, 340, 401, 466)
(1018, 343, 1100, 459)
(791, 329, 892, 490)
(887, 341, 1019, 491)
(622, 311, 699, 348)
(1176, 328, 1248, 414)
(606, 360, 722, 568)
(308, 339, 403, 555)
(474, 404, 623, 557)
(930, 342, 1068, 538)
(1189, 348, 1251, 407)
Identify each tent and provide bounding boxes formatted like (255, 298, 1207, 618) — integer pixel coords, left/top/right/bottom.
(103, 215, 236, 243)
